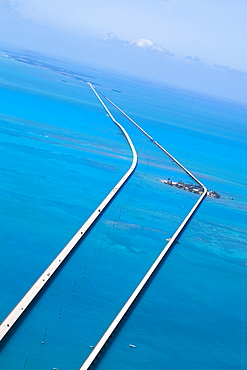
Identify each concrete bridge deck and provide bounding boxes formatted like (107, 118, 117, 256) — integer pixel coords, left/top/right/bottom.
(0, 84, 137, 342)
(1, 83, 207, 370)
(79, 89, 207, 370)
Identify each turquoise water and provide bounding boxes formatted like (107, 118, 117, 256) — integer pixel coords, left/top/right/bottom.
(0, 52, 246, 370)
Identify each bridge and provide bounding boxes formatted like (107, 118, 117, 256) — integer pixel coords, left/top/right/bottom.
(0, 84, 138, 342)
(78, 86, 207, 369)
(1, 83, 207, 370)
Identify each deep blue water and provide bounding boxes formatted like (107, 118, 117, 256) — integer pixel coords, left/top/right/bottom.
(0, 52, 246, 370)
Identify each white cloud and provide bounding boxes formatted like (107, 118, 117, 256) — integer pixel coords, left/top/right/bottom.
(103, 33, 172, 55)
(131, 38, 165, 52)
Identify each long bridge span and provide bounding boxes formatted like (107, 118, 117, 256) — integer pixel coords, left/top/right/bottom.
(0, 84, 137, 342)
(1, 83, 207, 370)
(79, 86, 207, 369)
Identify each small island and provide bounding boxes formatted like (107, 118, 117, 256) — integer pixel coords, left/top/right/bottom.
(158, 179, 220, 198)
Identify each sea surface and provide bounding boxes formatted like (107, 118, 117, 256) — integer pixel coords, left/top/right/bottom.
(0, 51, 246, 370)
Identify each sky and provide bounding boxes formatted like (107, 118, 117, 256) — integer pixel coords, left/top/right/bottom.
(0, 0, 247, 103)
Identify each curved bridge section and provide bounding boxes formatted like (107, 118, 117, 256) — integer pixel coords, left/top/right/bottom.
(79, 89, 207, 370)
(0, 85, 137, 342)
